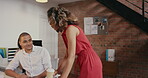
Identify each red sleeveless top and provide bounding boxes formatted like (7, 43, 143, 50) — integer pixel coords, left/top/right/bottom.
(62, 25, 102, 78)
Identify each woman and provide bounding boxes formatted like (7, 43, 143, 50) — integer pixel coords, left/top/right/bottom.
(47, 7, 102, 78)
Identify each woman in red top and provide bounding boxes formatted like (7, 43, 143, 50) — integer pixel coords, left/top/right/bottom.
(47, 7, 102, 78)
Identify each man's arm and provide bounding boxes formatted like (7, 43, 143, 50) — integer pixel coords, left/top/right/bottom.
(5, 69, 28, 78)
(5, 69, 19, 77)
(5, 52, 27, 78)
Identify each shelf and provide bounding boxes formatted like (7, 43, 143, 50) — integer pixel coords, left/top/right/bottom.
(7, 48, 19, 62)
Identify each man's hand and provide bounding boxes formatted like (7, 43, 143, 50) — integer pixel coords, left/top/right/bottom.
(16, 74, 28, 78)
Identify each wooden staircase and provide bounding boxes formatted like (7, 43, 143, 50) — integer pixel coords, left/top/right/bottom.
(96, 0, 148, 33)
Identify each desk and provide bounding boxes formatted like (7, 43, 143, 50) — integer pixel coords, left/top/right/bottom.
(0, 66, 6, 72)
(0, 71, 13, 78)
(102, 61, 119, 78)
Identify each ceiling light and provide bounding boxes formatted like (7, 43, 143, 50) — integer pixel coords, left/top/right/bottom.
(36, 0, 48, 3)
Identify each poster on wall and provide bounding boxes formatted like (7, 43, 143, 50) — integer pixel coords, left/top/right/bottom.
(106, 49, 115, 61)
(84, 17, 108, 35)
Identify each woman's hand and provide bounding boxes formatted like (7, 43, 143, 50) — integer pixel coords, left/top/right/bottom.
(54, 70, 58, 76)
(59, 76, 67, 78)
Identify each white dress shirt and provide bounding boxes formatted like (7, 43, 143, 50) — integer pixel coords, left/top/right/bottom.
(6, 46, 54, 77)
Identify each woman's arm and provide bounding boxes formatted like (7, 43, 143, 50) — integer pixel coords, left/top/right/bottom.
(56, 54, 68, 74)
(60, 26, 79, 78)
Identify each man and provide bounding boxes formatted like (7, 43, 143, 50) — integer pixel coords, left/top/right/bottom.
(5, 32, 54, 78)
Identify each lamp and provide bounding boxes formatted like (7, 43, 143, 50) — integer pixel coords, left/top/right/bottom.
(36, 0, 48, 3)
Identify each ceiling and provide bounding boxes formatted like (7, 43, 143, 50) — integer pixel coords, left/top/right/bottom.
(25, 0, 84, 8)
(49, 0, 83, 4)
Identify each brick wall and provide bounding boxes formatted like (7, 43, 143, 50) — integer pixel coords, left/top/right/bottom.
(58, 0, 148, 78)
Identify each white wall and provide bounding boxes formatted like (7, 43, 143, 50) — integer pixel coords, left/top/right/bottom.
(0, 0, 58, 58)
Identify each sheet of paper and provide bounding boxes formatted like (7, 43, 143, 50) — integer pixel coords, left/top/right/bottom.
(84, 17, 93, 35)
(91, 25, 98, 34)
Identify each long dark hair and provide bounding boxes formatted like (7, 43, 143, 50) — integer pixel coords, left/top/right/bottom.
(17, 32, 31, 49)
(47, 7, 79, 32)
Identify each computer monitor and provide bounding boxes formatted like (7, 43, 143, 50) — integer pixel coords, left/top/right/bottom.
(33, 40, 42, 47)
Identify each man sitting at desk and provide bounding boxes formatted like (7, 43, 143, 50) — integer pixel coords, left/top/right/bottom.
(5, 32, 54, 78)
